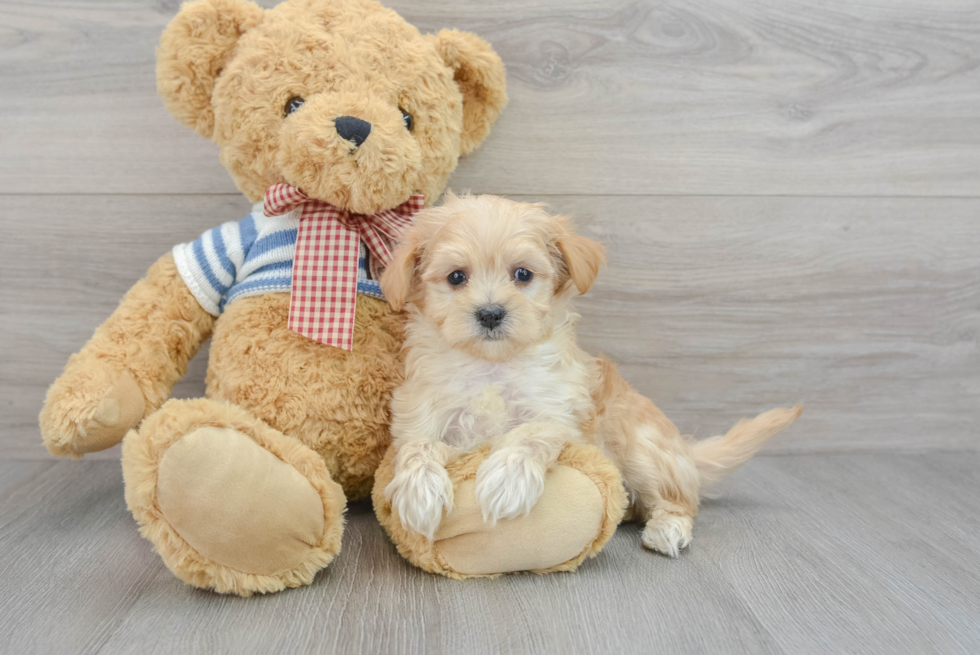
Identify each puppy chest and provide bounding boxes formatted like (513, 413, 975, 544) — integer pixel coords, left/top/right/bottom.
(441, 374, 589, 449)
(444, 385, 510, 448)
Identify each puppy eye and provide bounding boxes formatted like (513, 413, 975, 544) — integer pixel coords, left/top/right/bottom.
(284, 96, 305, 117)
(400, 107, 413, 131)
(514, 268, 533, 284)
(447, 270, 467, 286)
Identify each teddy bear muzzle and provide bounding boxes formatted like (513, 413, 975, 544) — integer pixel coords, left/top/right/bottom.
(334, 116, 372, 148)
(277, 92, 424, 215)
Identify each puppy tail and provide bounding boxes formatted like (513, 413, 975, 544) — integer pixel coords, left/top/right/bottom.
(690, 405, 803, 488)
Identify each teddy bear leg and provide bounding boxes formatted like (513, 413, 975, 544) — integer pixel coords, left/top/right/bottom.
(372, 443, 627, 579)
(121, 397, 346, 596)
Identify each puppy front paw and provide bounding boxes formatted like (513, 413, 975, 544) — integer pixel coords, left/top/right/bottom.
(475, 447, 547, 526)
(384, 460, 454, 540)
(642, 511, 693, 558)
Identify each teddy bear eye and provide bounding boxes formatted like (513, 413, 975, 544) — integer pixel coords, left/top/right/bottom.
(447, 270, 466, 286)
(400, 108, 413, 131)
(284, 96, 305, 117)
(514, 268, 533, 284)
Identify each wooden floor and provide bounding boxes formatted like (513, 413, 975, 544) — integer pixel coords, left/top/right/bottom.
(1, 454, 978, 654)
(2, 0, 979, 653)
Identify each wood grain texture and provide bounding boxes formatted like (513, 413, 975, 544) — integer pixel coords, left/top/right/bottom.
(1, 455, 977, 655)
(3, 194, 978, 458)
(1, 0, 979, 196)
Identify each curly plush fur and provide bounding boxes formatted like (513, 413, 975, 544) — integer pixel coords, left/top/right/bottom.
(158, 0, 506, 213)
(39, 253, 214, 457)
(207, 292, 406, 498)
(39, 0, 511, 594)
(41, 0, 637, 592)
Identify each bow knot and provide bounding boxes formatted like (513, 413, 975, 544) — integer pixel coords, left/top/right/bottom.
(263, 183, 423, 351)
(336, 212, 362, 231)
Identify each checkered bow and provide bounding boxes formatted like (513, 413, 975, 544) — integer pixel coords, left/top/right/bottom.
(263, 183, 423, 351)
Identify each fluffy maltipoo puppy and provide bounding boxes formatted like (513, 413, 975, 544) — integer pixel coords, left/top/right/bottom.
(380, 193, 801, 556)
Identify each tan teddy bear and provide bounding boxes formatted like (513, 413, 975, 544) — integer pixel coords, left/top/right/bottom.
(38, 0, 626, 595)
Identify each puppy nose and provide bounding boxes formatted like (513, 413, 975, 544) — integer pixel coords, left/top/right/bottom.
(334, 116, 372, 147)
(476, 305, 506, 330)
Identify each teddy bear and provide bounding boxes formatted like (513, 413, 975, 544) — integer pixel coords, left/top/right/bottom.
(38, 0, 626, 595)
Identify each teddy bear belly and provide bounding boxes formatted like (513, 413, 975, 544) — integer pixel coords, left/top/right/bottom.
(203, 291, 407, 500)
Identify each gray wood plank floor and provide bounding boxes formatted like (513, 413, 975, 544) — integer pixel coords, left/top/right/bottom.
(1, 455, 977, 655)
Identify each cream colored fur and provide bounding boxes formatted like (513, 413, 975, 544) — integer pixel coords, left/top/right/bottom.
(381, 194, 802, 556)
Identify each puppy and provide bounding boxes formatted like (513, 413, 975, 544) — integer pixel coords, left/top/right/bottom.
(380, 193, 801, 556)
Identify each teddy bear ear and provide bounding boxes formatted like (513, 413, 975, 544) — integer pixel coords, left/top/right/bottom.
(157, 0, 264, 139)
(431, 29, 508, 156)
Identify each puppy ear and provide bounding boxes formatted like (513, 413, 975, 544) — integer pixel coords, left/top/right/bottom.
(381, 232, 421, 312)
(556, 224, 606, 295)
(157, 0, 264, 139)
(430, 29, 508, 156)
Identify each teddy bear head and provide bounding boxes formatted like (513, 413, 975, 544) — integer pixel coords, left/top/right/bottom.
(157, 0, 507, 214)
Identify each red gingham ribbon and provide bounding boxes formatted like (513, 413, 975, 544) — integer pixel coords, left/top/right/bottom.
(263, 183, 423, 351)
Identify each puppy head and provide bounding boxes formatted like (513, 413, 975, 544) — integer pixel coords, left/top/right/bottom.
(382, 193, 605, 361)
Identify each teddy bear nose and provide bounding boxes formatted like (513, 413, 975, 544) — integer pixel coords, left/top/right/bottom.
(334, 116, 372, 147)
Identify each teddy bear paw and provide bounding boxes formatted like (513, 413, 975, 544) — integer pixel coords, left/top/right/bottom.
(40, 366, 145, 457)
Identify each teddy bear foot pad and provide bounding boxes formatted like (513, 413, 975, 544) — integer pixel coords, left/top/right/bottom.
(373, 444, 628, 579)
(433, 465, 606, 575)
(122, 398, 347, 596)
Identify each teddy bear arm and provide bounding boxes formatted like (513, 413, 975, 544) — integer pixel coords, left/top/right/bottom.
(40, 252, 215, 457)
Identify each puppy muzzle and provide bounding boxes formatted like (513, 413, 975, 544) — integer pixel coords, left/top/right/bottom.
(475, 305, 506, 330)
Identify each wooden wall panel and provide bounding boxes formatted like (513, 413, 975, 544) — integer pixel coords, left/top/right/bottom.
(3, 194, 977, 458)
(1, 0, 979, 196)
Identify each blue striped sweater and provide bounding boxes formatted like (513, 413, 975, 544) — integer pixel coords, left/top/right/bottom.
(173, 202, 384, 316)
